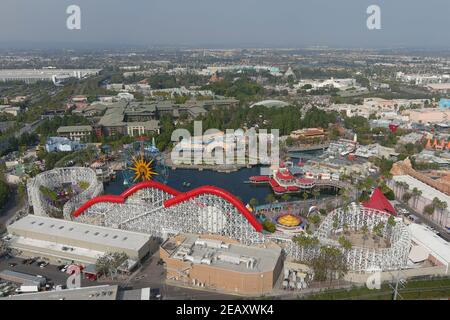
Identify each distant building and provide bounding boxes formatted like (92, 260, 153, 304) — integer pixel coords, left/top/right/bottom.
(0, 105, 22, 117)
(0, 69, 101, 84)
(45, 137, 84, 153)
(40, 109, 66, 120)
(117, 92, 134, 102)
(404, 108, 450, 124)
(126, 121, 161, 137)
(290, 128, 325, 141)
(97, 103, 161, 137)
(425, 83, 450, 93)
(439, 98, 450, 109)
(57, 125, 93, 142)
(249, 100, 289, 108)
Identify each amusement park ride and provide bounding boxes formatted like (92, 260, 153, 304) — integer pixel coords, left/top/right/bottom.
(122, 137, 169, 186)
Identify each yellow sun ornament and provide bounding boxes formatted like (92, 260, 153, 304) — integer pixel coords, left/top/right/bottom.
(129, 156, 158, 182)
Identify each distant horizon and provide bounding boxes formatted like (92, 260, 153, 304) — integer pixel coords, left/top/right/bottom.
(1, 0, 450, 52)
(1, 42, 450, 53)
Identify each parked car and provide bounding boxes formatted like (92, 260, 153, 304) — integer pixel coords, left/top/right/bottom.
(8, 263, 17, 268)
(150, 288, 162, 300)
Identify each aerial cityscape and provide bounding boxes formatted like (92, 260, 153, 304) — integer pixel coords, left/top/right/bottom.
(0, 0, 449, 305)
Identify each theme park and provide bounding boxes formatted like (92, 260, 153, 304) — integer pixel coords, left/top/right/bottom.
(3, 125, 444, 300)
(1, 3, 450, 303)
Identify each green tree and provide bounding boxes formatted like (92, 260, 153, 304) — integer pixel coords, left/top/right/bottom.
(311, 246, 347, 283)
(249, 197, 259, 208)
(424, 204, 435, 215)
(0, 178, 10, 210)
(312, 188, 320, 203)
(262, 220, 276, 233)
(338, 236, 353, 251)
(302, 192, 309, 202)
(281, 194, 291, 202)
(309, 214, 321, 226)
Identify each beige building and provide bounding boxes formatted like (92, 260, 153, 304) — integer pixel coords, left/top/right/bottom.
(57, 125, 93, 141)
(403, 108, 450, 123)
(160, 234, 283, 296)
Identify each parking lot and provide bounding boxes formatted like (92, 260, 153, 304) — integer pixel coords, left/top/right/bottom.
(0, 256, 98, 291)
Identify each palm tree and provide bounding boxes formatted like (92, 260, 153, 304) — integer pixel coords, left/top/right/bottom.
(265, 193, 276, 211)
(338, 236, 353, 251)
(387, 215, 396, 238)
(436, 200, 448, 226)
(424, 204, 435, 216)
(411, 187, 422, 209)
(361, 224, 369, 247)
(312, 188, 320, 204)
(302, 192, 309, 202)
(292, 234, 319, 262)
(356, 180, 365, 200)
(401, 182, 409, 199)
(402, 192, 412, 204)
(339, 188, 349, 206)
(249, 197, 258, 208)
(432, 197, 441, 209)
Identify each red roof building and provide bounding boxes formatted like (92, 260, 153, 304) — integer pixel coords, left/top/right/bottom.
(275, 169, 295, 181)
(363, 188, 397, 216)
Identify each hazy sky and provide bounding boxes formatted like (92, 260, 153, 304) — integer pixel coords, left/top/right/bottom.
(0, 0, 449, 49)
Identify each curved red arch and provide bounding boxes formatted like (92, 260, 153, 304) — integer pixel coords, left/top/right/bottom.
(72, 180, 180, 218)
(164, 185, 263, 232)
(72, 181, 263, 232)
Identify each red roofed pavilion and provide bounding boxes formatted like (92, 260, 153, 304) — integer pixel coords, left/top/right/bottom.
(362, 187, 397, 216)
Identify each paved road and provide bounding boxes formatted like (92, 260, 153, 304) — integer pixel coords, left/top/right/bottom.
(0, 190, 25, 233)
(396, 202, 450, 242)
(15, 118, 44, 138)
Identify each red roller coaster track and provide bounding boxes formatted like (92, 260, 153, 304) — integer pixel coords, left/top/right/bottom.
(72, 180, 263, 232)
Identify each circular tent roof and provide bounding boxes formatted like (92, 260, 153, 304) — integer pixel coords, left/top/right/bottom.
(250, 100, 289, 109)
(277, 214, 302, 227)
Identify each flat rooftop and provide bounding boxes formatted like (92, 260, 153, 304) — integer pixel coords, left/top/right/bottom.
(165, 234, 281, 274)
(0, 270, 46, 286)
(57, 125, 93, 133)
(8, 235, 105, 264)
(0, 69, 101, 79)
(8, 215, 151, 252)
(408, 223, 450, 265)
(0, 285, 118, 300)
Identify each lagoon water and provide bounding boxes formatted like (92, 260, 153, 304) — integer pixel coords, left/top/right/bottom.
(105, 150, 332, 205)
(105, 167, 273, 204)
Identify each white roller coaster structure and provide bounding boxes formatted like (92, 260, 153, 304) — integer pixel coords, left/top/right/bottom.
(67, 181, 410, 272)
(285, 204, 411, 272)
(27, 167, 103, 218)
(71, 181, 265, 246)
